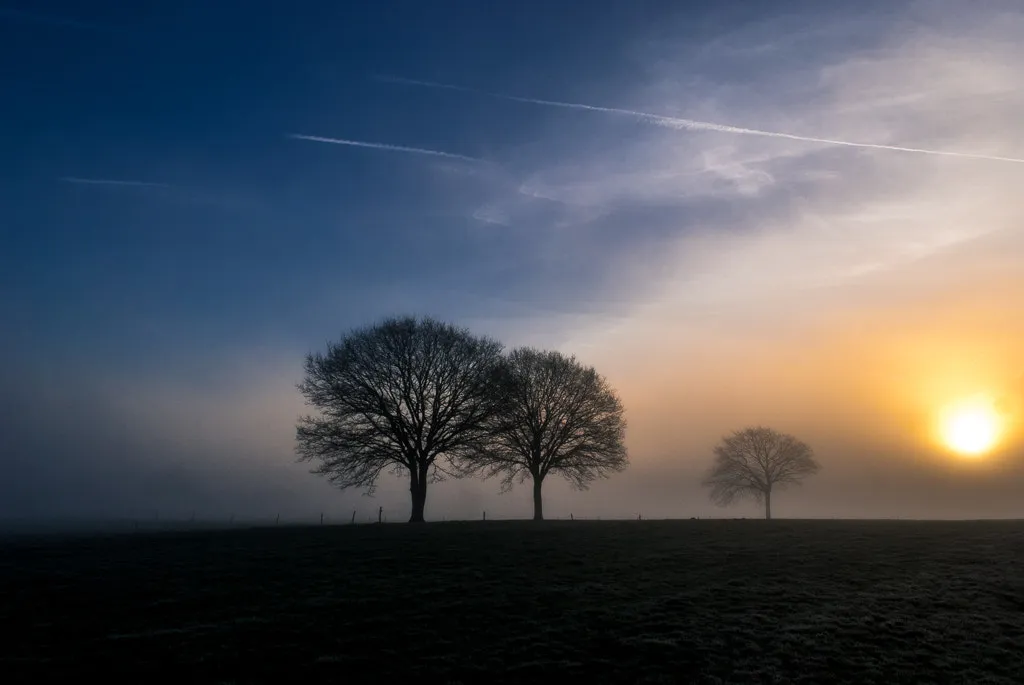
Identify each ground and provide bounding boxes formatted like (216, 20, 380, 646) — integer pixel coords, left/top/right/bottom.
(2, 520, 1023, 683)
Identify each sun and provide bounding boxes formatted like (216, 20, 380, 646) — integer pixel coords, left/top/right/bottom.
(940, 400, 1001, 456)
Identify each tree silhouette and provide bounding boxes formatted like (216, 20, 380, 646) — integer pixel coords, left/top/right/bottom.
(703, 426, 820, 520)
(296, 316, 504, 523)
(470, 348, 628, 520)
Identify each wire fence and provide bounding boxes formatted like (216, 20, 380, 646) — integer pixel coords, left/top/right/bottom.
(4, 513, 878, 536)
(40, 509, 707, 534)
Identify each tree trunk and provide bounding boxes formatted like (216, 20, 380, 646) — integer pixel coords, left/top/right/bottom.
(765, 489, 772, 520)
(409, 466, 428, 523)
(532, 477, 544, 521)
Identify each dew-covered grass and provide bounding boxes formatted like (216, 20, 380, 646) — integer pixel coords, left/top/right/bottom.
(3, 520, 1023, 683)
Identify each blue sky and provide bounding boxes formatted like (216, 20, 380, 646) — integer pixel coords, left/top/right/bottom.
(3, 0, 1024, 523)
(1, 0, 887, 366)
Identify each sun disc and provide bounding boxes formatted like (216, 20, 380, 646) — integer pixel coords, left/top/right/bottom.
(941, 403, 1000, 456)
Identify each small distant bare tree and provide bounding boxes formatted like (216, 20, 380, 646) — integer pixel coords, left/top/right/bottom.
(296, 316, 504, 523)
(703, 426, 820, 520)
(470, 348, 628, 520)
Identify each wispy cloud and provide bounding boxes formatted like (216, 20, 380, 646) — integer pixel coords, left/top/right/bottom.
(59, 177, 171, 188)
(471, 205, 511, 226)
(287, 133, 486, 163)
(394, 6, 1024, 369)
(379, 75, 1024, 165)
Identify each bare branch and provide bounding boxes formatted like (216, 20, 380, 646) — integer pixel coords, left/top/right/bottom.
(467, 348, 628, 519)
(295, 316, 504, 522)
(701, 426, 820, 519)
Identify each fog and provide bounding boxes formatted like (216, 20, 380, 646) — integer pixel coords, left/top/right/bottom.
(2, 2, 1022, 526)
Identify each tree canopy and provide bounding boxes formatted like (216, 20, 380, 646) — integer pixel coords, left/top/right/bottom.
(703, 426, 820, 520)
(296, 316, 504, 522)
(469, 347, 628, 520)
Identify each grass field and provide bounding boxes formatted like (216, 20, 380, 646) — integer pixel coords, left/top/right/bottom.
(3, 520, 1023, 683)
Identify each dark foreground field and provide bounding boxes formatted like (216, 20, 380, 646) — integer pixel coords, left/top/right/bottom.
(3, 521, 1024, 684)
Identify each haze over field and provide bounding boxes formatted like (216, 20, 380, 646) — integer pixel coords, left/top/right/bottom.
(2, 0, 1022, 523)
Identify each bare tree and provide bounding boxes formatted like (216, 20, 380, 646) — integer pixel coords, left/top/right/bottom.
(703, 426, 820, 520)
(296, 316, 504, 523)
(470, 348, 628, 520)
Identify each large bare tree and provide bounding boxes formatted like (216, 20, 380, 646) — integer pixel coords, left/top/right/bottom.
(296, 316, 504, 523)
(703, 426, 820, 520)
(470, 348, 628, 520)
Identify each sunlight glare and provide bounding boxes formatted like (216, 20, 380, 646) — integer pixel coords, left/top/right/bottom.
(940, 399, 1001, 456)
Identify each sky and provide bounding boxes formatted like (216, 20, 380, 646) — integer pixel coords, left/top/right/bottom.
(2, 0, 1023, 525)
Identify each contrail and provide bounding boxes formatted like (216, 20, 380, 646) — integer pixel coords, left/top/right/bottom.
(287, 133, 485, 163)
(59, 177, 170, 187)
(379, 75, 1024, 165)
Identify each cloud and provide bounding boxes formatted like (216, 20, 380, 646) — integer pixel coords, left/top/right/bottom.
(471, 204, 511, 226)
(59, 177, 171, 188)
(379, 75, 1024, 165)
(436, 4, 1024, 518)
(13, 3, 1024, 522)
(287, 133, 487, 163)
